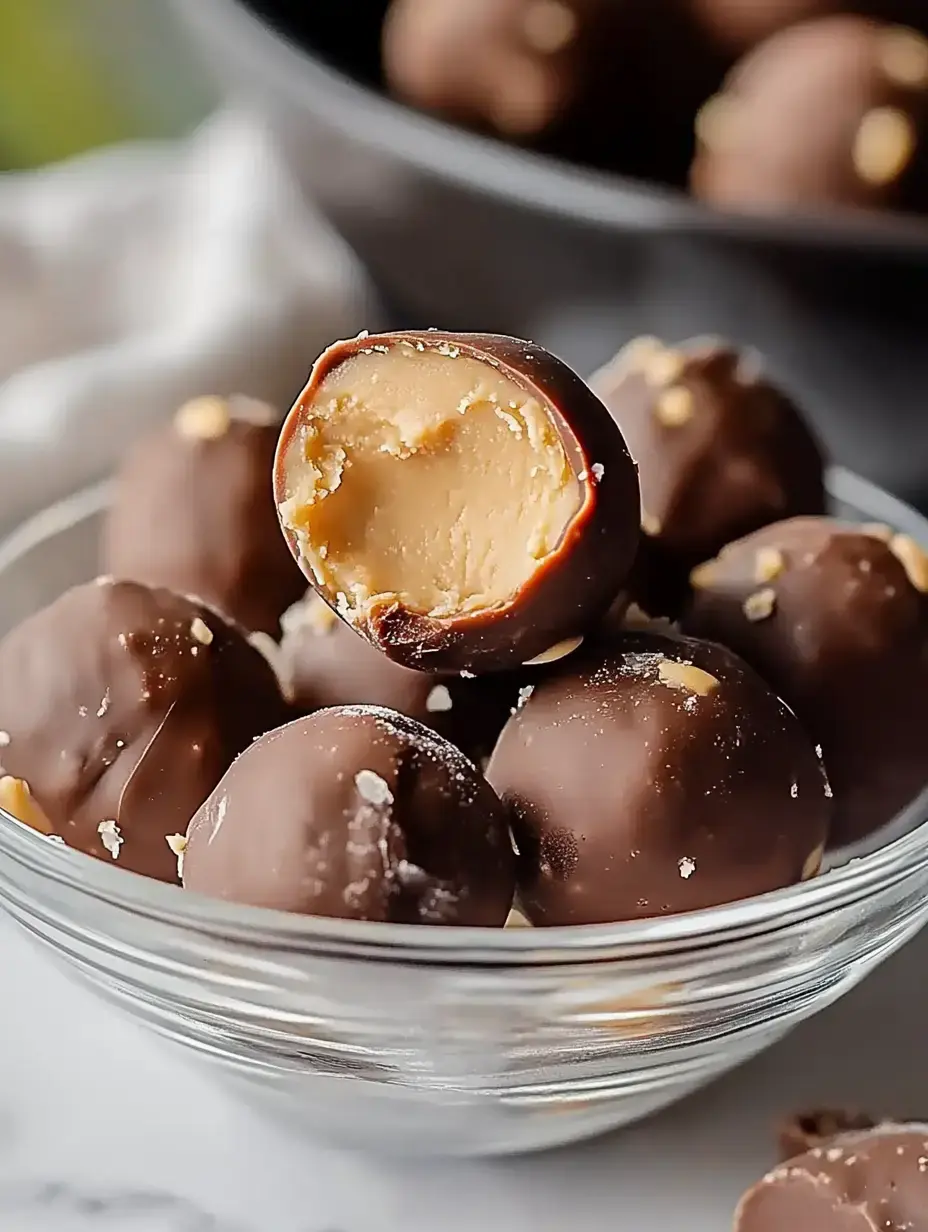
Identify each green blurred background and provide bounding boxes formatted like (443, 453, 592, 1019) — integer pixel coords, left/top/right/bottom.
(0, 0, 213, 169)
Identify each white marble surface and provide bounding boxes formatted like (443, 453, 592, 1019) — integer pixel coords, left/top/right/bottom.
(1, 917, 927, 1232)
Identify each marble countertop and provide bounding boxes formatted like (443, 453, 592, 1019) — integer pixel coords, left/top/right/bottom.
(1, 914, 926, 1232)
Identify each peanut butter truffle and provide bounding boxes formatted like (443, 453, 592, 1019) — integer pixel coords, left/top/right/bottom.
(588, 336, 825, 616)
(275, 330, 640, 673)
(103, 395, 305, 637)
(734, 1124, 928, 1231)
(0, 580, 289, 882)
(691, 17, 928, 214)
(278, 591, 518, 761)
(486, 630, 831, 925)
(684, 516, 928, 845)
(182, 706, 516, 925)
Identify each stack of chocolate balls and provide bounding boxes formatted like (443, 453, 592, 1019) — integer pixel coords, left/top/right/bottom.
(0, 328, 924, 927)
(379, 0, 928, 220)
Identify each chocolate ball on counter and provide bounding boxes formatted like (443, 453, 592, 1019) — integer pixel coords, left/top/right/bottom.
(486, 630, 831, 925)
(691, 17, 928, 214)
(588, 336, 825, 616)
(102, 395, 305, 637)
(683, 517, 928, 845)
(778, 1108, 880, 1162)
(0, 579, 290, 882)
(278, 591, 519, 762)
(275, 330, 640, 674)
(182, 706, 516, 925)
(382, 0, 723, 180)
(734, 1124, 928, 1231)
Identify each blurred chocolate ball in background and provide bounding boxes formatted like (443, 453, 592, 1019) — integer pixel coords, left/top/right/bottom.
(692, 17, 928, 213)
(383, 0, 725, 181)
(103, 395, 306, 637)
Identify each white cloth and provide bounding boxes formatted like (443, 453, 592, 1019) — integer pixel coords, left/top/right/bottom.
(0, 109, 380, 527)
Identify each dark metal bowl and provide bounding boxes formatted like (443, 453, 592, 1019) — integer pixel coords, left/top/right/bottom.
(177, 0, 928, 505)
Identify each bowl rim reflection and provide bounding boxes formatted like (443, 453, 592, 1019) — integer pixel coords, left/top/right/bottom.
(182, 0, 928, 257)
(0, 467, 927, 967)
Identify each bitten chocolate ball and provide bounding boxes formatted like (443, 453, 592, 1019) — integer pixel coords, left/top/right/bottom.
(486, 630, 830, 925)
(692, 17, 928, 214)
(588, 336, 825, 616)
(103, 395, 305, 636)
(275, 330, 640, 674)
(684, 517, 928, 845)
(382, 0, 721, 180)
(0, 580, 289, 882)
(278, 591, 518, 762)
(182, 706, 515, 925)
(734, 1124, 928, 1231)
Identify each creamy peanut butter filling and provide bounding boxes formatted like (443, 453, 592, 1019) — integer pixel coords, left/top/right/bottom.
(279, 345, 581, 623)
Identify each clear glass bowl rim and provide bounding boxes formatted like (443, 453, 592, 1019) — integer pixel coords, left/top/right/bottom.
(0, 467, 927, 967)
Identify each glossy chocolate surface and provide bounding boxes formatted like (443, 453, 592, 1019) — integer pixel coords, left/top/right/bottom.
(487, 629, 831, 925)
(0, 579, 289, 881)
(183, 706, 515, 924)
(684, 516, 928, 844)
(589, 336, 824, 617)
(104, 395, 305, 636)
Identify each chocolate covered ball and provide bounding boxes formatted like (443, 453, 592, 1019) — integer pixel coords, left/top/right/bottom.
(275, 330, 640, 674)
(103, 395, 305, 636)
(486, 630, 831, 925)
(778, 1108, 880, 1162)
(278, 590, 518, 761)
(734, 1124, 928, 1231)
(684, 517, 928, 845)
(182, 706, 516, 925)
(382, 0, 720, 179)
(588, 336, 825, 616)
(692, 17, 928, 214)
(0, 579, 289, 882)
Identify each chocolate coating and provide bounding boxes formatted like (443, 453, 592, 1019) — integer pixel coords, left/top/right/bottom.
(683, 516, 928, 845)
(486, 630, 831, 925)
(779, 1109, 879, 1162)
(692, 17, 928, 214)
(183, 706, 515, 925)
(279, 591, 519, 761)
(588, 336, 825, 616)
(275, 330, 640, 674)
(0, 580, 289, 882)
(103, 395, 305, 636)
(735, 1125, 928, 1231)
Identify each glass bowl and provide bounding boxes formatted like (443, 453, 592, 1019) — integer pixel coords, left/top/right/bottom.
(0, 470, 927, 1159)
